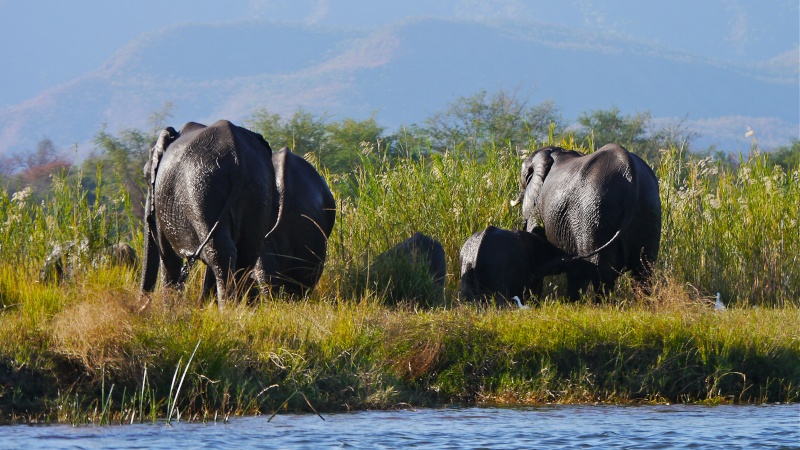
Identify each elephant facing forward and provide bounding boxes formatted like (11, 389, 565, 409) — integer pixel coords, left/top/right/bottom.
(513, 143, 661, 300)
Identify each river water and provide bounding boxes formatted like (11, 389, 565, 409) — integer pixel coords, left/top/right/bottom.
(2, 404, 798, 449)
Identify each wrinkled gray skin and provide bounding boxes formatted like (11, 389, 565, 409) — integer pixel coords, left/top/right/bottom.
(247, 147, 335, 296)
(459, 226, 565, 304)
(514, 143, 661, 300)
(40, 240, 137, 283)
(141, 120, 277, 307)
(376, 232, 447, 288)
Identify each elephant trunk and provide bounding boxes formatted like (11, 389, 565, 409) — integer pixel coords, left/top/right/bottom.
(140, 127, 177, 293)
(520, 149, 554, 231)
(140, 203, 160, 292)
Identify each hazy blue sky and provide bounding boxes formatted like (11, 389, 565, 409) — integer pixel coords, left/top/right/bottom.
(0, 0, 797, 156)
(2, 0, 796, 109)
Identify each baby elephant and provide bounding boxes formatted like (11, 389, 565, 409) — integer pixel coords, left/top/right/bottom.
(376, 232, 447, 287)
(459, 226, 564, 305)
(368, 232, 447, 305)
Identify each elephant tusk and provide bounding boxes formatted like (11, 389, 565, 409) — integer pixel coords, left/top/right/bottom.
(510, 198, 520, 207)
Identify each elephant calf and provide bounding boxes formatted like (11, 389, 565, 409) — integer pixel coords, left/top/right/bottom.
(374, 232, 447, 287)
(369, 232, 447, 305)
(459, 226, 564, 305)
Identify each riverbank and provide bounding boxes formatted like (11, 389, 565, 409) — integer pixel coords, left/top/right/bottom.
(1, 272, 797, 424)
(2, 143, 798, 424)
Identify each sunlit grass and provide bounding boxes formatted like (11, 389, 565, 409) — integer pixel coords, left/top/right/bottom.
(0, 143, 798, 423)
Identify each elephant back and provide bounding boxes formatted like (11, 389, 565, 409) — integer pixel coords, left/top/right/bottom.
(272, 148, 336, 238)
(537, 145, 639, 257)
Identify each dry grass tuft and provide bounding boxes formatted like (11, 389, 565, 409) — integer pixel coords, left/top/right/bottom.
(52, 293, 135, 372)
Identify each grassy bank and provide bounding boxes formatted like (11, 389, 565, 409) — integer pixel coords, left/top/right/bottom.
(0, 286, 797, 424)
(1, 143, 798, 423)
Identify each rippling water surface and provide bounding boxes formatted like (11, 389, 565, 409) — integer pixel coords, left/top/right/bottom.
(2, 404, 798, 449)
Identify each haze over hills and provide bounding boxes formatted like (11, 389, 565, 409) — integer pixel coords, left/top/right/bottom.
(1, 11, 797, 160)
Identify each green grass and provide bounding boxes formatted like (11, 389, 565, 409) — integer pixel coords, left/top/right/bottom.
(0, 143, 798, 423)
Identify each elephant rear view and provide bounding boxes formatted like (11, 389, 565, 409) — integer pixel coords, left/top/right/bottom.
(141, 120, 277, 307)
(373, 232, 447, 288)
(260, 147, 336, 296)
(514, 144, 661, 300)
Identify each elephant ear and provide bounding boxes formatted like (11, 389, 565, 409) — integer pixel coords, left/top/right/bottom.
(145, 127, 178, 184)
(143, 127, 178, 216)
(520, 148, 556, 231)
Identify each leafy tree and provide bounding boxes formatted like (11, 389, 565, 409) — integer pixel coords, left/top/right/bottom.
(86, 126, 151, 213)
(576, 107, 650, 150)
(423, 89, 565, 154)
(247, 108, 391, 173)
(390, 124, 431, 159)
(247, 108, 328, 155)
(324, 116, 386, 173)
(770, 139, 800, 170)
(1, 137, 72, 200)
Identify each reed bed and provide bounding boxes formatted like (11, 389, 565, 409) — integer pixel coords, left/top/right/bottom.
(0, 143, 798, 423)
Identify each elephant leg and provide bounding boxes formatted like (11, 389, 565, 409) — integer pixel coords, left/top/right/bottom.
(141, 216, 161, 292)
(200, 267, 217, 305)
(630, 252, 656, 296)
(594, 270, 620, 303)
(234, 238, 264, 303)
(565, 260, 595, 301)
(250, 257, 270, 301)
(158, 233, 183, 291)
(566, 275, 590, 302)
(204, 233, 237, 309)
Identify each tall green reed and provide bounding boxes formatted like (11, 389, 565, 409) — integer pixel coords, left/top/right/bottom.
(657, 148, 799, 306)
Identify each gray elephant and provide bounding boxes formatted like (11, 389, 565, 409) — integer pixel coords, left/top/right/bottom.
(141, 120, 278, 307)
(256, 147, 336, 296)
(512, 143, 661, 300)
(459, 226, 565, 304)
(374, 232, 447, 289)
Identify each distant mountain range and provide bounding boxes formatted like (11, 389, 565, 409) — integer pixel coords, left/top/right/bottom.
(2, 18, 797, 160)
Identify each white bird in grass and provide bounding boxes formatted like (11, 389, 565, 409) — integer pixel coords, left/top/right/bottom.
(714, 292, 726, 311)
(512, 296, 530, 310)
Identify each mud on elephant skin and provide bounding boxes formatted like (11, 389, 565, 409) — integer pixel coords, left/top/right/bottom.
(141, 120, 278, 307)
(459, 226, 564, 305)
(255, 147, 336, 296)
(512, 143, 662, 300)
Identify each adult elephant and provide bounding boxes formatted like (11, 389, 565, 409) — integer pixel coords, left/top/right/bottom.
(512, 143, 661, 300)
(257, 147, 336, 296)
(141, 120, 278, 307)
(459, 226, 565, 305)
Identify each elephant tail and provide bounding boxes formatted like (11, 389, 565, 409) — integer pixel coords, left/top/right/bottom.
(534, 145, 641, 278)
(532, 228, 623, 278)
(264, 148, 289, 242)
